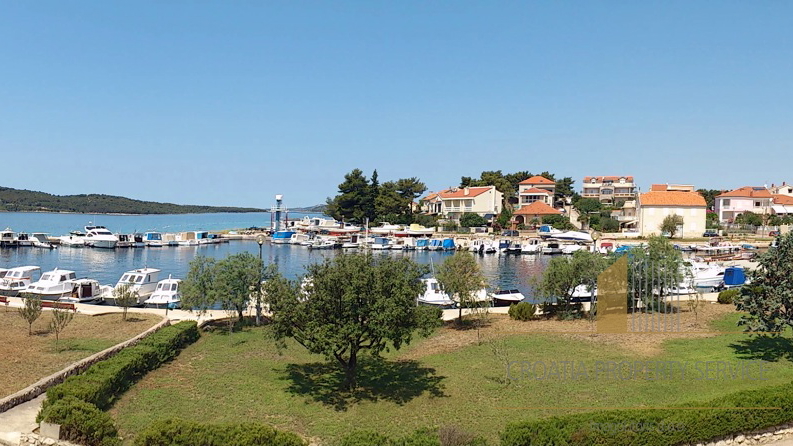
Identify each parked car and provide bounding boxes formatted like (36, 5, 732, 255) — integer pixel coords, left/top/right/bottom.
(703, 230, 719, 237)
(769, 230, 780, 237)
(501, 230, 519, 236)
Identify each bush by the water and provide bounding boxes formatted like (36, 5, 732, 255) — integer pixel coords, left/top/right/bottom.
(134, 419, 306, 446)
(37, 396, 119, 446)
(501, 380, 793, 445)
(337, 427, 486, 446)
(38, 321, 201, 445)
(508, 302, 538, 321)
(718, 288, 740, 304)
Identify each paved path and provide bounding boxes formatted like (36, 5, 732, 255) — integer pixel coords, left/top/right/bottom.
(0, 395, 45, 445)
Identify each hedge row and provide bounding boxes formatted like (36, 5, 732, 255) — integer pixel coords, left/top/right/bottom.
(501, 380, 793, 445)
(37, 321, 200, 445)
(42, 320, 200, 412)
(337, 428, 487, 446)
(134, 419, 306, 446)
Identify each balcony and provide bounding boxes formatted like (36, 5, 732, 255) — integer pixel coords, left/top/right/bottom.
(444, 207, 474, 213)
(615, 215, 637, 221)
(613, 193, 636, 197)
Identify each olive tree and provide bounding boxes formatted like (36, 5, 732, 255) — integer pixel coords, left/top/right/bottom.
(50, 306, 74, 351)
(436, 251, 488, 324)
(263, 252, 441, 389)
(18, 294, 42, 335)
(534, 250, 612, 318)
(113, 284, 139, 321)
(660, 213, 684, 238)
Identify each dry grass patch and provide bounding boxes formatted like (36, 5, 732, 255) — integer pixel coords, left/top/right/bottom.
(399, 303, 738, 359)
(0, 309, 161, 398)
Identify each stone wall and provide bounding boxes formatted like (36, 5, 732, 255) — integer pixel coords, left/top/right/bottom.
(695, 423, 793, 445)
(0, 317, 170, 414)
(18, 433, 80, 446)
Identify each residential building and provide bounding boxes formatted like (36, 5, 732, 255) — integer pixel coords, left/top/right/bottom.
(771, 194, 793, 217)
(421, 186, 503, 221)
(610, 200, 638, 231)
(769, 182, 793, 197)
(638, 185, 707, 238)
(512, 201, 561, 226)
(518, 176, 555, 206)
(714, 186, 773, 223)
(582, 176, 636, 204)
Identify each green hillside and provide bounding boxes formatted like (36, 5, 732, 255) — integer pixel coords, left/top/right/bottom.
(0, 187, 266, 215)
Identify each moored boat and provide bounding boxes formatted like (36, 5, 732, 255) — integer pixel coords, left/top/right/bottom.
(0, 266, 41, 297)
(25, 268, 78, 300)
(144, 276, 181, 309)
(84, 225, 118, 249)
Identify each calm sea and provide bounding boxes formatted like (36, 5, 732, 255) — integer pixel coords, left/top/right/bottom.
(0, 212, 548, 298)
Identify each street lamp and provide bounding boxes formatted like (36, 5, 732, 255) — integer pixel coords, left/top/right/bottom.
(255, 235, 265, 326)
(256, 235, 265, 261)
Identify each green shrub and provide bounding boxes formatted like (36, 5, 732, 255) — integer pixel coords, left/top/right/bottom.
(42, 321, 199, 413)
(508, 302, 537, 321)
(37, 396, 119, 446)
(134, 419, 306, 446)
(718, 288, 740, 304)
(337, 427, 486, 446)
(501, 380, 793, 446)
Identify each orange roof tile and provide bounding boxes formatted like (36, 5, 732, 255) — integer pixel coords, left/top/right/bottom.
(519, 176, 555, 185)
(717, 186, 772, 199)
(513, 201, 562, 215)
(640, 191, 706, 207)
(773, 194, 793, 205)
(519, 187, 552, 195)
(650, 184, 668, 191)
(438, 186, 493, 199)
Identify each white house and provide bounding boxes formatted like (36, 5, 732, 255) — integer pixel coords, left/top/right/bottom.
(638, 185, 707, 238)
(714, 186, 773, 223)
(421, 186, 503, 221)
(518, 176, 555, 206)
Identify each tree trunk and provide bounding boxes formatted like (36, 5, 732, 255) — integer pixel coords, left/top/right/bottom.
(458, 305, 463, 325)
(343, 351, 358, 390)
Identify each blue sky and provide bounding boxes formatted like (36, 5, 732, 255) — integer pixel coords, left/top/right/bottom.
(1, 2, 791, 208)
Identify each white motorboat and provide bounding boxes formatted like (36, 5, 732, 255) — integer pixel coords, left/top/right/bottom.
(25, 269, 78, 300)
(117, 234, 135, 248)
(521, 238, 542, 254)
(31, 233, 56, 249)
(295, 217, 361, 234)
(340, 234, 362, 249)
(0, 266, 41, 297)
(60, 231, 86, 247)
(451, 287, 490, 307)
(541, 242, 563, 255)
(144, 232, 164, 247)
(551, 231, 594, 243)
(417, 278, 455, 307)
(0, 228, 18, 247)
(60, 279, 109, 304)
(370, 223, 404, 235)
(144, 276, 181, 309)
(571, 284, 597, 300)
(0, 268, 7, 280)
(84, 225, 118, 249)
(105, 268, 162, 305)
(289, 232, 313, 245)
(16, 233, 33, 247)
(490, 289, 526, 306)
(561, 243, 587, 255)
(685, 261, 726, 289)
(272, 230, 296, 244)
(309, 237, 338, 250)
(405, 224, 435, 236)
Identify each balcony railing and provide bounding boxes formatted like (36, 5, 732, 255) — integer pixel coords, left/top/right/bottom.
(445, 207, 474, 213)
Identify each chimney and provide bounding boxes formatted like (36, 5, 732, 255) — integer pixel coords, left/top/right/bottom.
(464, 187, 470, 196)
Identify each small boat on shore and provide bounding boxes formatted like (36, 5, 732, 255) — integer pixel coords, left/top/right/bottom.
(144, 276, 181, 309)
(490, 289, 525, 306)
(0, 266, 41, 297)
(104, 268, 162, 305)
(417, 278, 455, 307)
(25, 268, 78, 300)
(60, 279, 108, 304)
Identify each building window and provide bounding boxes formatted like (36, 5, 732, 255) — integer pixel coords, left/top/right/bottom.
(755, 201, 761, 207)
(722, 199, 730, 206)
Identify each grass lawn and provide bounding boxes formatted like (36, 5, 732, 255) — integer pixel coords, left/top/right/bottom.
(110, 306, 793, 445)
(0, 309, 161, 398)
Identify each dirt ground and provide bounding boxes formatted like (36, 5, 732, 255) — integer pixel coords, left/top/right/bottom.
(401, 303, 738, 359)
(0, 309, 161, 398)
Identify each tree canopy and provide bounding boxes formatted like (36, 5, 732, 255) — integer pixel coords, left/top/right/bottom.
(736, 232, 793, 334)
(436, 251, 488, 322)
(325, 169, 426, 224)
(660, 214, 684, 238)
(263, 253, 441, 389)
(534, 250, 612, 317)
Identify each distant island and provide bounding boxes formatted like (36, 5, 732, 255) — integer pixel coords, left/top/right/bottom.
(0, 186, 267, 215)
(290, 204, 327, 213)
